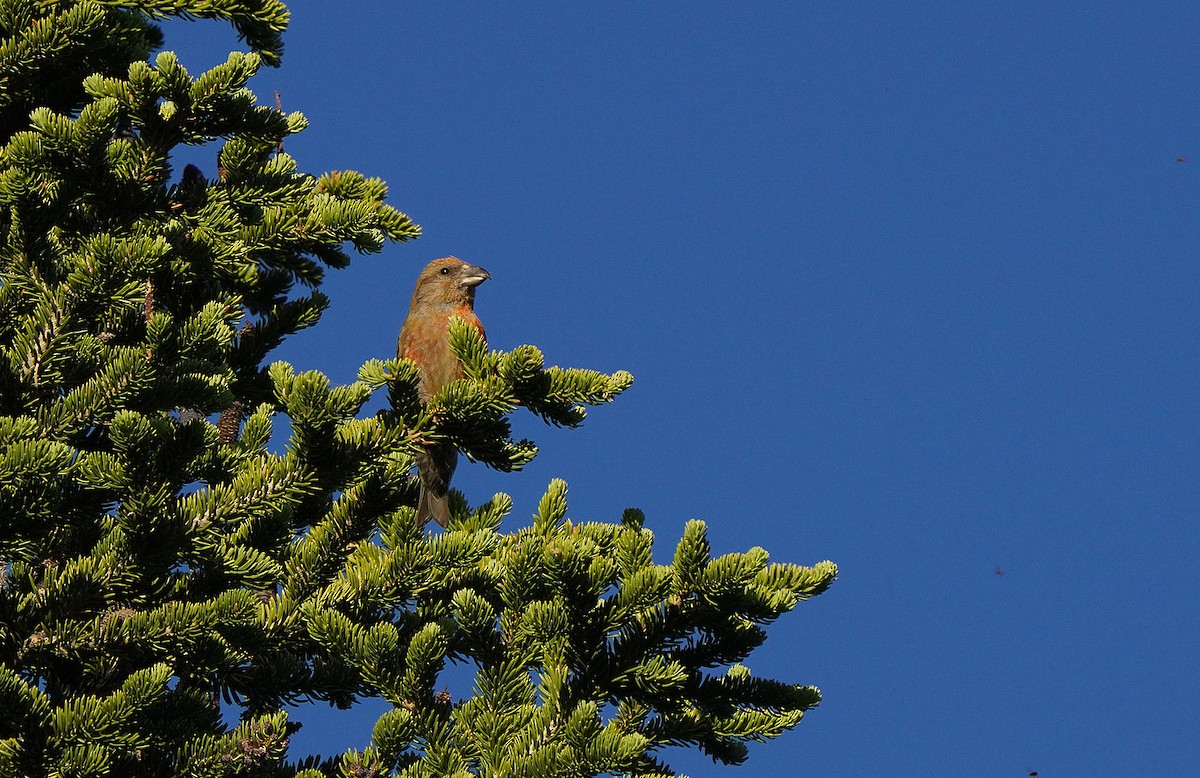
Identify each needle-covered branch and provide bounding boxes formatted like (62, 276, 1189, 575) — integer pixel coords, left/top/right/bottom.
(383, 317, 634, 473)
(0, 4, 835, 777)
(336, 480, 838, 776)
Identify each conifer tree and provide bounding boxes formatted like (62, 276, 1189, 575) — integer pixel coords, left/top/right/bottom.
(0, 3, 837, 776)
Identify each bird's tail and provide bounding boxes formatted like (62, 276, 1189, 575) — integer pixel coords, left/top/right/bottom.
(418, 485, 451, 528)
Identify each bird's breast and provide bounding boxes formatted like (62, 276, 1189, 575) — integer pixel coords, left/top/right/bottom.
(398, 306, 485, 402)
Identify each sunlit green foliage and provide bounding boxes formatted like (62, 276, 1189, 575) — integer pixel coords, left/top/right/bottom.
(0, 3, 834, 775)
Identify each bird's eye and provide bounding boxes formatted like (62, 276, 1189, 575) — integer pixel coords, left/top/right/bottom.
(439, 267, 451, 275)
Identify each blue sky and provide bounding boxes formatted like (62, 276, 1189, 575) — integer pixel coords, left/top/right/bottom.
(166, 3, 1199, 775)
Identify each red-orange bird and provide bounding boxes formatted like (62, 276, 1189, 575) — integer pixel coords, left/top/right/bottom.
(397, 257, 491, 527)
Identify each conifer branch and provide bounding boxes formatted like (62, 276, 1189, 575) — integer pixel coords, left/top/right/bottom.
(0, 5, 834, 775)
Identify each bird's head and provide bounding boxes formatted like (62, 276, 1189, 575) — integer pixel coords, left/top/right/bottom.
(411, 256, 491, 307)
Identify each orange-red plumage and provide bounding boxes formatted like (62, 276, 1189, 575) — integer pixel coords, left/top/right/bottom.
(398, 257, 490, 527)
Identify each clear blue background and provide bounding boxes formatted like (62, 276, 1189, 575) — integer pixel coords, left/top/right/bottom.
(165, 3, 1199, 775)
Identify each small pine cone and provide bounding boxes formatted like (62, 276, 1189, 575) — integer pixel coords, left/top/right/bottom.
(217, 400, 245, 445)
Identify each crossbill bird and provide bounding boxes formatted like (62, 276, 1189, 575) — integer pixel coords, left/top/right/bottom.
(397, 257, 491, 527)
